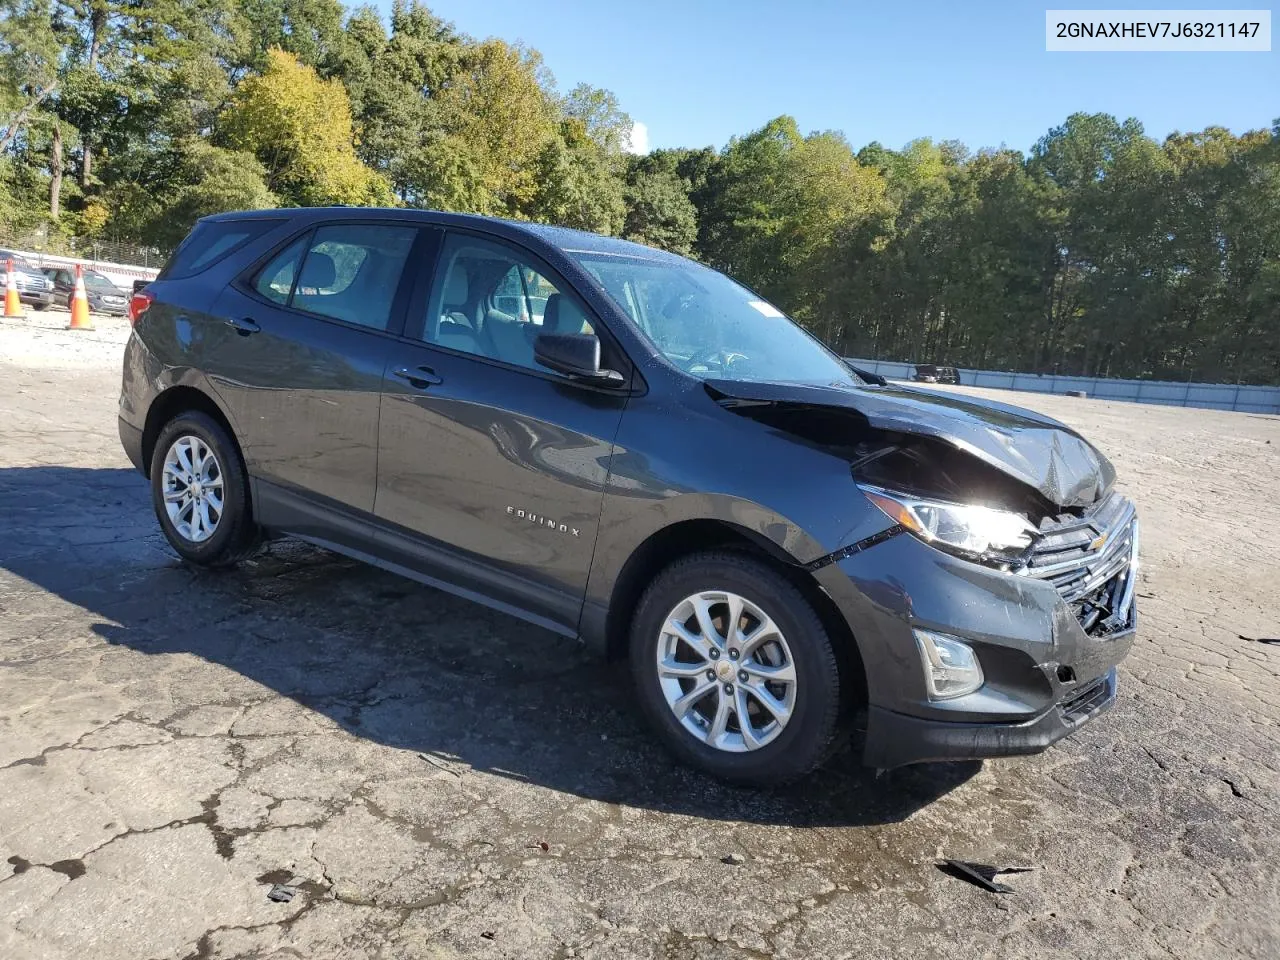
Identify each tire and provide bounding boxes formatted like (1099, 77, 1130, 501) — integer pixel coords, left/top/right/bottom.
(629, 551, 843, 786)
(33, 303, 50, 311)
(149, 410, 260, 567)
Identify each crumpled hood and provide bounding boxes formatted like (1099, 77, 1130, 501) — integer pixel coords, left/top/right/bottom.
(705, 379, 1115, 509)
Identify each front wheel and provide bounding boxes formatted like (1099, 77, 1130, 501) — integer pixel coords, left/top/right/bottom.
(629, 551, 843, 786)
(149, 411, 260, 567)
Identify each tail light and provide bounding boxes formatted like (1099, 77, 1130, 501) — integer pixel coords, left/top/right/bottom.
(128, 291, 154, 326)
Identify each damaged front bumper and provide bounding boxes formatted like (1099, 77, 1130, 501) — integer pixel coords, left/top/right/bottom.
(862, 667, 1119, 767)
(813, 494, 1139, 769)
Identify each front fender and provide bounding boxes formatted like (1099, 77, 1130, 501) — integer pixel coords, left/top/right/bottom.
(579, 489, 830, 653)
(577, 380, 896, 652)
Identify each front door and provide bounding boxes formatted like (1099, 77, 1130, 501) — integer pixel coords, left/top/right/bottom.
(207, 222, 421, 541)
(374, 231, 629, 632)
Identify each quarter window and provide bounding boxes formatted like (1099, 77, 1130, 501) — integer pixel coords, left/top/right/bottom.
(253, 237, 307, 304)
(160, 219, 280, 280)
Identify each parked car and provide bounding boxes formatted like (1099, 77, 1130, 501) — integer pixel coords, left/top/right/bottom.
(118, 209, 1138, 786)
(43, 265, 130, 316)
(0, 249, 54, 309)
(912, 363, 960, 384)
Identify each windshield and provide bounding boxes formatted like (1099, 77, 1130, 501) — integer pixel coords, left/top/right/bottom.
(570, 252, 857, 386)
(84, 271, 119, 291)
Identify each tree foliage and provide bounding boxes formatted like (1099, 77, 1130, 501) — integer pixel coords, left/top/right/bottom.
(220, 47, 392, 206)
(0, 0, 1276, 384)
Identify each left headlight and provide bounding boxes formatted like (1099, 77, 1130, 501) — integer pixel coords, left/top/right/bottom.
(859, 484, 1036, 560)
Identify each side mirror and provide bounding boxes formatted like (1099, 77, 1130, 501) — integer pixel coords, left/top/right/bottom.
(534, 332, 624, 384)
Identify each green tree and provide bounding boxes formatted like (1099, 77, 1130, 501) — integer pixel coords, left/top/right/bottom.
(334, 0, 463, 204)
(562, 83, 632, 155)
(0, 0, 60, 154)
(238, 0, 345, 71)
(622, 165, 697, 254)
(146, 141, 276, 249)
(695, 117, 887, 330)
(419, 39, 555, 216)
(220, 47, 393, 206)
(0, 1, 1276, 385)
(531, 116, 626, 234)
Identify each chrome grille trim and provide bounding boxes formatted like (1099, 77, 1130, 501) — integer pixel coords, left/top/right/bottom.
(1017, 492, 1139, 634)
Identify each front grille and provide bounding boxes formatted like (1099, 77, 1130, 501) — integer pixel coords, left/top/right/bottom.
(1019, 492, 1138, 637)
(1060, 675, 1110, 722)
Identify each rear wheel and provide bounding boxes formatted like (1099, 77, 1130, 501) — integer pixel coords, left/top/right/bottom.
(149, 411, 260, 567)
(629, 551, 843, 786)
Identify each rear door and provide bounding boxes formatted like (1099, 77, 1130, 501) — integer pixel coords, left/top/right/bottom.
(373, 230, 631, 632)
(206, 221, 424, 544)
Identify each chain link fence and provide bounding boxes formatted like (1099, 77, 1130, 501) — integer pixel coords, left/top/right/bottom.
(0, 225, 166, 270)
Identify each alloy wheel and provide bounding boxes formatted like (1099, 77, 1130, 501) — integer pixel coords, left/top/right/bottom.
(161, 435, 224, 543)
(655, 590, 797, 752)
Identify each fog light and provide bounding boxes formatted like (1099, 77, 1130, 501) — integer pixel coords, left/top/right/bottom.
(913, 629, 984, 700)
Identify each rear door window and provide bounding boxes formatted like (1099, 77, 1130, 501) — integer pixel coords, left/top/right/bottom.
(160, 219, 281, 280)
(290, 225, 418, 332)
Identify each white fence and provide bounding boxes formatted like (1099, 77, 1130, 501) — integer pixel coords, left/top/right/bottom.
(846, 358, 1280, 415)
(2, 247, 160, 291)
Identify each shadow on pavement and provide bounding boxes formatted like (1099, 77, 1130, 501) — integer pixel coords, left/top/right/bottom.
(0, 465, 978, 828)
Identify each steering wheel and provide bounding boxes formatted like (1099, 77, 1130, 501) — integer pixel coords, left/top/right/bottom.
(685, 347, 750, 375)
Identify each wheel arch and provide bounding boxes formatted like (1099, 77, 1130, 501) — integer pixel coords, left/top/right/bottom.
(141, 385, 244, 479)
(600, 518, 868, 714)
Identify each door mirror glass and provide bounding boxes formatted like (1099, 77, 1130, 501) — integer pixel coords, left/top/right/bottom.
(534, 332, 623, 384)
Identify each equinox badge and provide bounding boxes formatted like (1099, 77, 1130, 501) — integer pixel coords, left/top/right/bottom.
(507, 505, 580, 537)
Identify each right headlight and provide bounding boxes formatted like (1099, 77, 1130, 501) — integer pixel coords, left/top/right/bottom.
(859, 484, 1037, 561)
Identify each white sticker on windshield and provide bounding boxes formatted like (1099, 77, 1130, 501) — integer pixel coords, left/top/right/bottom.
(747, 300, 784, 318)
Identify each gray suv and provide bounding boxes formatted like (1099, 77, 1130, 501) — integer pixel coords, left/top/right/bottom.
(118, 209, 1138, 786)
(0, 250, 54, 309)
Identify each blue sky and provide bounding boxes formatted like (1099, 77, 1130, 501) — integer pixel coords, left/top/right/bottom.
(379, 0, 1279, 154)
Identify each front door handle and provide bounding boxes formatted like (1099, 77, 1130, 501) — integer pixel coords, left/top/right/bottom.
(392, 365, 443, 389)
(225, 316, 260, 336)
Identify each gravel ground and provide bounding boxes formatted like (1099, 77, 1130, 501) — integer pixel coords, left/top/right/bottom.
(0, 310, 132, 369)
(1, 317, 1278, 960)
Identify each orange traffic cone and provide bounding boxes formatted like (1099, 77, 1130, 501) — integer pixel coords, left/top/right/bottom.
(67, 263, 94, 331)
(3, 258, 23, 318)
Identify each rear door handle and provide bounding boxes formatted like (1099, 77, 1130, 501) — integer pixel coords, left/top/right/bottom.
(225, 316, 260, 335)
(392, 365, 443, 389)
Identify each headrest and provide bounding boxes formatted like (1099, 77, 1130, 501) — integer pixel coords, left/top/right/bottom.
(542, 293, 588, 335)
(443, 268, 468, 305)
(542, 293, 563, 332)
(298, 252, 336, 290)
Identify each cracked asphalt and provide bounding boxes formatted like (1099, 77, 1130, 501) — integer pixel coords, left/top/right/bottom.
(2, 311, 1279, 959)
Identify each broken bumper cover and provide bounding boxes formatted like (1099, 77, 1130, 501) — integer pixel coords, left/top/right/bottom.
(862, 668, 1118, 768)
(811, 501, 1138, 769)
